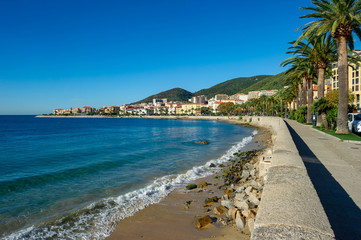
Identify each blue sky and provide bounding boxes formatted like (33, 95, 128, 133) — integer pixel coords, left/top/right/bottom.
(0, 0, 359, 114)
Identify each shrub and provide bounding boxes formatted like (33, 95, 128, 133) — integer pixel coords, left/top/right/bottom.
(295, 105, 307, 123)
(289, 109, 297, 120)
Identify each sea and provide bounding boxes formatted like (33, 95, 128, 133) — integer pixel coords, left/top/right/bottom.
(0, 115, 257, 239)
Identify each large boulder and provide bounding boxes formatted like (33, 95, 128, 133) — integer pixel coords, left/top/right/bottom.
(186, 184, 197, 190)
(235, 211, 245, 228)
(214, 205, 228, 215)
(198, 140, 210, 145)
(195, 215, 213, 229)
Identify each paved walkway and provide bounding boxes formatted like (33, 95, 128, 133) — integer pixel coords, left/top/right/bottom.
(284, 119, 361, 240)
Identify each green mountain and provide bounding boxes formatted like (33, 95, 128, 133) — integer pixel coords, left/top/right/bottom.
(241, 72, 287, 93)
(193, 75, 271, 99)
(133, 72, 288, 103)
(134, 88, 193, 103)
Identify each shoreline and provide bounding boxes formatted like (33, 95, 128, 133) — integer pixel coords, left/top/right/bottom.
(35, 115, 240, 121)
(105, 122, 273, 240)
(35, 115, 274, 239)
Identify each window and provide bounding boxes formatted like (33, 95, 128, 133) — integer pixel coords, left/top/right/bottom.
(357, 71, 359, 77)
(333, 70, 336, 75)
(357, 94, 360, 102)
(356, 85, 359, 91)
(357, 78, 359, 84)
(333, 83, 336, 88)
(357, 65, 359, 70)
(337, 82, 339, 87)
(353, 79, 355, 84)
(352, 86, 355, 91)
(353, 72, 355, 78)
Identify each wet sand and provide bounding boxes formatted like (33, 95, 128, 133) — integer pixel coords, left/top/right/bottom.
(106, 126, 272, 240)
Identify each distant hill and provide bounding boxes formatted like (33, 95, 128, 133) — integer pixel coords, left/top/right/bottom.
(133, 88, 193, 104)
(241, 72, 287, 93)
(193, 75, 271, 99)
(133, 72, 288, 104)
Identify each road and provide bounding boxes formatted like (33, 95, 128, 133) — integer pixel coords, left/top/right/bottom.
(284, 119, 361, 240)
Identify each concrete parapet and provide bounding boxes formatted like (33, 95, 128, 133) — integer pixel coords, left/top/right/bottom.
(241, 116, 335, 240)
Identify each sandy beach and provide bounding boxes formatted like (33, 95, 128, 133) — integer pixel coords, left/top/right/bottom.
(106, 124, 273, 240)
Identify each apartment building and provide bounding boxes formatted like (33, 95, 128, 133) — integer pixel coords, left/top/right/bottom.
(191, 95, 207, 104)
(229, 93, 248, 102)
(215, 94, 228, 101)
(332, 57, 361, 108)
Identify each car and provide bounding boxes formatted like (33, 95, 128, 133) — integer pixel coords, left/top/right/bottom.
(348, 113, 361, 133)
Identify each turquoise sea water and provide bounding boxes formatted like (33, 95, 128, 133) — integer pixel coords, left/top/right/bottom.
(0, 116, 256, 239)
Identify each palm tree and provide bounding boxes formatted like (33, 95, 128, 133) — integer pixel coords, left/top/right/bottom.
(282, 54, 316, 123)
(297, 0, 361, 133)
(259, 95, 268, 116)
(313, 97, 332, 130)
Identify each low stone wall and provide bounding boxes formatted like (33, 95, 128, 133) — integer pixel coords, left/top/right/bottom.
(239, 116, 335, 240)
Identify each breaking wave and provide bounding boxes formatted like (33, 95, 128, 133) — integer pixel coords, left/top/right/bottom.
(3, 130, 257, 240)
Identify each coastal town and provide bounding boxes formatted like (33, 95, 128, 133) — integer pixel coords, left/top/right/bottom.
(53, 90, 278, 116)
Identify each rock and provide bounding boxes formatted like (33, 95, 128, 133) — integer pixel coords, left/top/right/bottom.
(222, 194, 229, 201)
(236, 186, 245, 192)
(228, 208, 238, 220)
(234, 200, 249, 211)
(241, 209, 250, 218)
(211, 196, 219, 202)
(186, 184, 197, 190)
(209, 163, 216, 168)
(235, 211, 245, 228)
(224, 188, 234, 196)
(250, 169, 256, 176)
(199, 140, 210, 145)
(249, 210, 257, 219)
(204, 198, 215, 206)
(235, 193, 245, 201)
(242, 170, 250, 178)
(220, 200, 230, 208)
(198, 181, 208, 188)
(184, 200, 192, 209)
(214, 205, 227, 215)
(247, 218, 255, 233)
(250, 180, 258, 187)
(245, 186, 252, 195)
(195, 215, 213, 229)
(248, 193, 260, 206)
(219, 164, 225, 167)
(204, 196, 219, 206)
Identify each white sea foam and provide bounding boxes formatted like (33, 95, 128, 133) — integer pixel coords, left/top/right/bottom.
(3, 131, 257, 240)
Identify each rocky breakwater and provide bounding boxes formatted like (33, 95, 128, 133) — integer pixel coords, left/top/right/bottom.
(238, 116, 335, 240)
(191, 149, 270, 237)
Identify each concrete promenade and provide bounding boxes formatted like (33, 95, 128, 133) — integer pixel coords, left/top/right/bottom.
(284, 119, 361, 240)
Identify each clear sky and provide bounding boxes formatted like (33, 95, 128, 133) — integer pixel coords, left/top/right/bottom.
(1, 0, 360, 114)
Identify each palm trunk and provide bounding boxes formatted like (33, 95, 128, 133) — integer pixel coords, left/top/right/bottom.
(317, 67, 326, 126)
(298, 83, 302, 108)
(280, 98, 283, 117)
(307, 78, 313, 124)
(302, 77, 307, 105)
(321, 112, 329, 130)
(336, 36, 349, 134)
